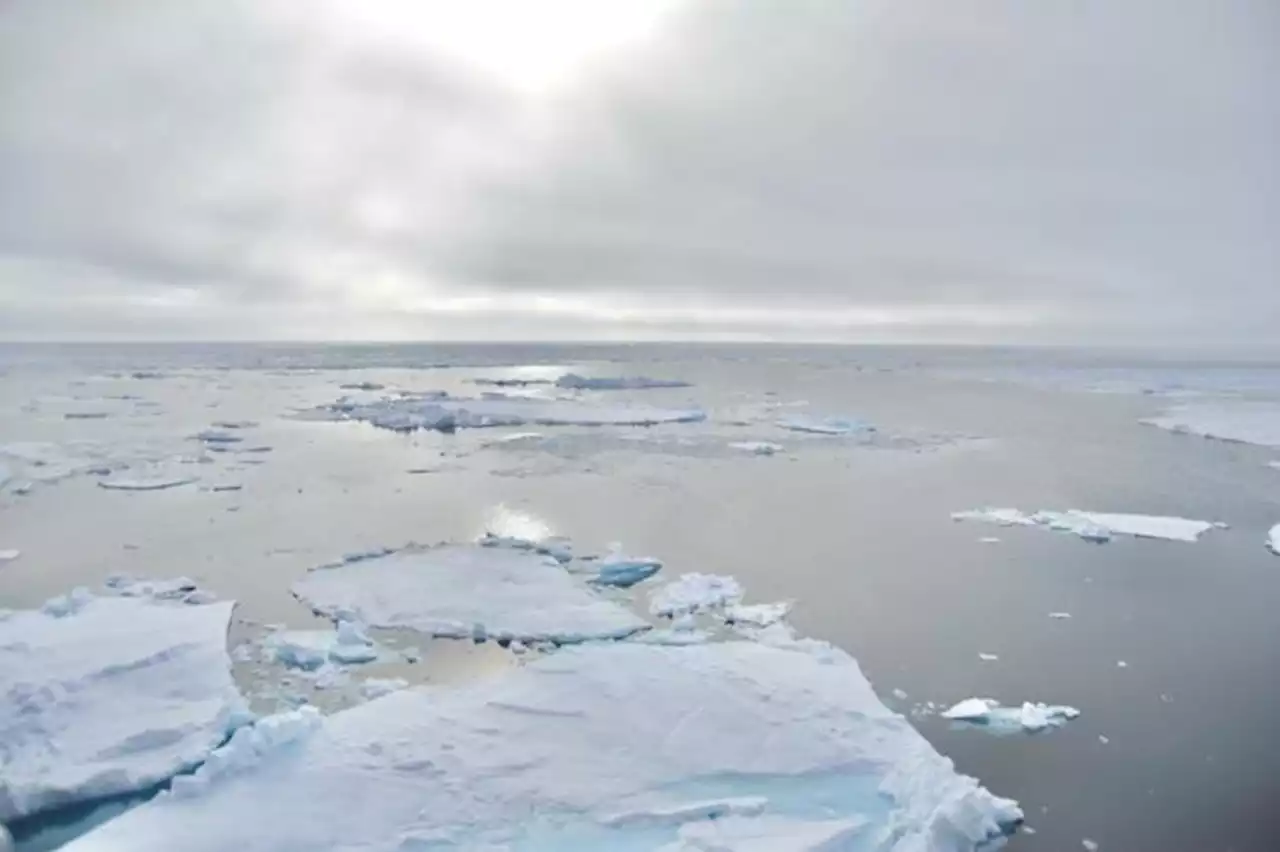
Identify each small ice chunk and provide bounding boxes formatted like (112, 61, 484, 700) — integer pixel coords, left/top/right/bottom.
(728, 440, 784, 455)
(777, 415, 874, 435)
(41, 587, 95, 617)
(266, 622, 380, 670)
(1098, 735, 1110, 744)
(723, 601, 791, 627)
(1082, 839, 1100, 851)
(978, 653, 999, 662)
(943, 698, 1080, 733)
(591, 553, 663, 588)
(951, 508, 1036, 527)
(98, 475, 197, 492)
(1267, 524, 1280, 556)
(338, 381, 385, 391)
(650, 573, 744, 617)
(1049, 612, 1072, 619)
(359, 678, 409, 701)
(0, 549, 19, 563)
(193, 430, 242, 445)
(1117, 660, 1128, 668)
(0, 597, 244, 821)
(892, 688, 910, 700)
(294, 545, 647, 644)
(555, 373, 690, 390)
(68, 642, 1020, 852)
(979, 537, 1002, 544)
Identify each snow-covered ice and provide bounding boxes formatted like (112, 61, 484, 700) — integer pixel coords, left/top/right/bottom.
(651, 573, 744, 617)
(953, 507, 1216, 543)
(777, 415, 874, 436)
(359, 678, 409, 701)
(1141, 401, 1280, 448)
(98, 475, 198, 492)
(943, 698, 1080, 733)
(68, 641, 1021, 852)
(723, 601, 791, 627)
(307, 394, 706, 433)
(0, 595, 245, 822)
(555, 373, 691, 390)
(728, 440, 784, 455)
(1267, 524, 1280, 556)
(294, 545, 648, 643)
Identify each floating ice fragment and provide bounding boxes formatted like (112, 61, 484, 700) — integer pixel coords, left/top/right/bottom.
(265, 621, 381, 670)
(943, 698, 1080, 733)
(555, 373, 691, 390)
(978, 653, 999, 662)
(954, 507, 1215, 543)
(591, 551, 663, 588)
(892, 688, 910, 700)
(1049, 612, 1073, 619)
(650, 573, 744, 617)
(98, 475, 197, 492)
(0, 549, 18, 563)
(64, 411, 109, 420)
(1117, 660, 1128, 668)
(294, 545, 647, 644)
(41, 587, 94, 617)
(777, 415, 874, 435)
(0, 596, 244, 821)
(728, 440, 784, 455)
(1267, 524, 1280, 556)
(1082, 839, 1100, 851)
(338, 381, 385, 391)
(192, 430, 242, 445)
(210, 421, 257, 430)
(979, 537, 1002, 544)
(68, 642, 1021, 852)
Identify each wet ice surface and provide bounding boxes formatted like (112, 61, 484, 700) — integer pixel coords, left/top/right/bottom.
(3, 344, 1280, 851)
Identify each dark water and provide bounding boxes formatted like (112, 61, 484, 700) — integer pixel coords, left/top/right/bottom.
(2, 343, 1279, 851)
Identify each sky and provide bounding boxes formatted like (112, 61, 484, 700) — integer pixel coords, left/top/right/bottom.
(0, 0, 1276, 345)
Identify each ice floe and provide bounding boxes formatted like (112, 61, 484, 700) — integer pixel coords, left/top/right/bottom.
(0, 595, 245, 822)
(952, 507, 1216, 543)
(68, 641, 1020, 852)
(1267, 524, 1280, 556)
(294, 545, 648, 644)
(723, 601, 792, 627)
(590, 550, 664, 588)
(306, 393, 707, 433)
(555, 373, 692, 390)
(650, 573, 744, 617)
(728, 440, 784, 455)
(943, 698, 1080, 733)
(1141, 401, 1280, 447)
(98, 475, 198, 492)
(777, 415, 875, 436)
(0, 549, 18, 564)
(263, 621, 382, 671)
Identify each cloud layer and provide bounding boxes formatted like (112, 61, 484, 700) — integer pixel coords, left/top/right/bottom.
(1, 0, 1276, 343)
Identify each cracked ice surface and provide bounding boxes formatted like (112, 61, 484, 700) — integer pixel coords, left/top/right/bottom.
(293, 545, 648, 644)
(0, 596, 245, 822)
(67, 641, 1021, 852)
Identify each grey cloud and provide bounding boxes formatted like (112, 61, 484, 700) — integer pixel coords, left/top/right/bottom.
(437, 0, 1280, 343)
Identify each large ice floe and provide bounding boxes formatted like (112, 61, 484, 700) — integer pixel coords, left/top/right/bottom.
(304, 392, 706, 433)
(67, 639, 1021, 852)
(1140, 401, 1280, 447)
(952, 507, 1216, 543)
(294, 545, 648, 643)
(0, 595, 245, 823)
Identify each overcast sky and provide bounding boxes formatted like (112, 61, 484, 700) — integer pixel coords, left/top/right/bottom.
(1, 0, 1276, 344)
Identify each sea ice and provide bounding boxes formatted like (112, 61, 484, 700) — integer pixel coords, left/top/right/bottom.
(1141, 401, 1280, 448)
(98, 475, 198, 492)
(728, 440, 784, 455)
(68, 641, 1020, 852)
(556, 373, 692, 390)
(338, 381, 385, 391)
(1267, 524, 1280, 556)
(307, 395, 706, 433)
(943, 698, 1080, 733)
(723, 601, 792, 627)
(265, 621, 380, 671)
(294, 545, 648, 644)
(1049, 612, 1072, 619)
(0, 595, 245, 822)
(777, 415, 875, 436)
(650, 573, 744, 617)
(0, 549, 18, 563)
(591, 551, 664, 588)
(953, 507, 1215, 543)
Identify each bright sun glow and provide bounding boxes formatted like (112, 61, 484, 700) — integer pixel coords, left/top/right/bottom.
(329, 0, 686, 94)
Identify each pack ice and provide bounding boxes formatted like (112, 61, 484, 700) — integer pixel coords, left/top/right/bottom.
(952, 508, 1215, 543)
(67, 641, 1021, 852)
(293, 545, 648, 643)
(0, 596, 244, 822)
(308, 393, 706, 433)
(1141, 402, 1280, 448)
